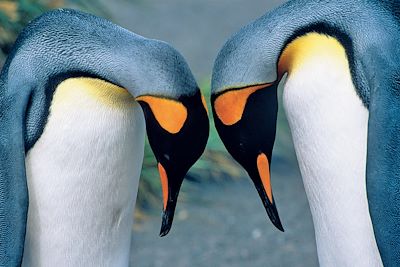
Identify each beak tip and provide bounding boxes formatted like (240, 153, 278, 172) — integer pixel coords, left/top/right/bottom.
(274, 220, 285, 232)
(159, 221, 172, 237)
(255, 187, 284, 233)
(159, 209, 173, 237)
(159, 227, 170, 237)
(269, 207, 284, 232)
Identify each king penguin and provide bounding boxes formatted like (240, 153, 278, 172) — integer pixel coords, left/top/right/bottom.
(0, 9, 209, 266)
(211, 0, 400, 266)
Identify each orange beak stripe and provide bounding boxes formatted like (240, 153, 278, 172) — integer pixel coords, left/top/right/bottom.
(136, 96, 187, 134)
(158, 163, 169, 210)
(214, 83, 272, 126)
(257, 153, 273, 203)
(201, 94, 209, 115)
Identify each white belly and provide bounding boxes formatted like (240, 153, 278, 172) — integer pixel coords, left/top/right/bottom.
(22, 78, 145, 267)
(282, 36, 382, 266)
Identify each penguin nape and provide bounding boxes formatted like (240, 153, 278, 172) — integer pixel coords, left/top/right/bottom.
(211, 0, 400, 266)
(0, 9, 209, 266)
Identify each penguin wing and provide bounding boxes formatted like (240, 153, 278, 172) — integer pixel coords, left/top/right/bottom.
(366, 67, 400, 264)
(0, 87, 32, 266)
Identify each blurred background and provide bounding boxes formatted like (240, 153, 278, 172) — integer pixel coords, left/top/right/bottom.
(0, 0, 318, 266)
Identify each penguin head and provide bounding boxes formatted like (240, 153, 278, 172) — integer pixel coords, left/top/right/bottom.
(129, 41, 209, 236)
(211, 82, 282, 231)
(135, 86, 209, 237)
(210, 19, 284, 231)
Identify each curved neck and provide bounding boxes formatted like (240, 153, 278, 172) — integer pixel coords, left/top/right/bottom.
(1, 9, 197, 99)
(212, 0, 398, 107)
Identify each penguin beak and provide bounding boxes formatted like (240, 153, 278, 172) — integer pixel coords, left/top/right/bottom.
(211, 82, 284, 231)
(136, 90, 209, 236)
(156, 161, 183, 237)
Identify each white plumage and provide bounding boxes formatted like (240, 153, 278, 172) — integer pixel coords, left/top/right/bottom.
(282, 45, 382, 266)
(22, 78, 145, 266)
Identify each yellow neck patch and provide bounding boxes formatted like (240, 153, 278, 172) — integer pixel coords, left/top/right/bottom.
(53, 77, 135, 108)
(278, 33, 348, 77)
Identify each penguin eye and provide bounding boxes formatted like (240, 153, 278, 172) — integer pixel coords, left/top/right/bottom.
(136, 95, 187, 134)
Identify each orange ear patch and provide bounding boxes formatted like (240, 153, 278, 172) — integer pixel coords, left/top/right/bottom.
(214, 84, 272, 126)
(158, 163, 169, 210)
(257, 153, 273, 203)
(136, 96, 187, 134)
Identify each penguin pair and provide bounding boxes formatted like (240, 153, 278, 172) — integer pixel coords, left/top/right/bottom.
(0, 9, 208, 266)
(3, 1, 400, 266)
(212, 0, 400, 266)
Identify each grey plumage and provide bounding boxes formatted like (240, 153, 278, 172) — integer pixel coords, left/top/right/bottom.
(212, 0, 400, 108)
(2, 9, 198, 150)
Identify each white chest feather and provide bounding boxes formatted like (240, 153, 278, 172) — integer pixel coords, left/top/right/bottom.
(281, 34, 382, 266)
(22, 78, 145, 267)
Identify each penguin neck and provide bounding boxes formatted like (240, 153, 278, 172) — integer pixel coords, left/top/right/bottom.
(22, 78, 145, 266)
(0, 9, 198, 100)
(212, 0, 394, 104)
(281, 34, 382, 266)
